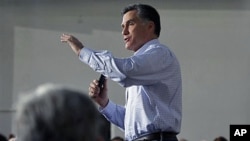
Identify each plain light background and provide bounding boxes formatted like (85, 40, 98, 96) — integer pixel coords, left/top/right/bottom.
(1, 0, 250, 141)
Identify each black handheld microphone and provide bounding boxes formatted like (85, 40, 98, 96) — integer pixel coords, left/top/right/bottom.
(98, 74, 105, 93)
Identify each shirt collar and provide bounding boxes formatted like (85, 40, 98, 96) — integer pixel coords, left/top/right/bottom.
(134, 39, 159, 55)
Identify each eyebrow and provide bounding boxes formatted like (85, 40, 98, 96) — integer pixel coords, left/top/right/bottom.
(121, 18, 136, 27)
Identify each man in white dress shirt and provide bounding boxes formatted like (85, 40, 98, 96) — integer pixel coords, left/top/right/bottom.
(61, 4, 182, 141)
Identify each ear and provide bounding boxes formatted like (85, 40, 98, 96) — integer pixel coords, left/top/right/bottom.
(147, 21, 155, 33)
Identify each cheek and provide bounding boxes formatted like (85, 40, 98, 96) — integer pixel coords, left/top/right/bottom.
(129, 27, 146, 45)
(134, 27, 147, 37)
(133, 30, 147, 42)
(131, 29, 142, 39)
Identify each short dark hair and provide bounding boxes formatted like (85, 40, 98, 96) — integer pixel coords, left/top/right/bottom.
(121, 4, 161, 37)
(8, 134, 15, 140)
(111, 136, 124, 141)
(214, 136, 228, 141)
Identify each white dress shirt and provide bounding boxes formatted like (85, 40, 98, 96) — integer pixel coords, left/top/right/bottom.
(79, 39, 182, 141)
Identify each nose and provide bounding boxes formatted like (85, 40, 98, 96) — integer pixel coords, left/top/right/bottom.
(122, 26, 129, 35)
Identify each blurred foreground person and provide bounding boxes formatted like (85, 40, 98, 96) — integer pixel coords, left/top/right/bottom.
(14, 84, 103, 141)
(111, 136, 124, 141)
(213, 136, 228, 141)
(0, 133, 7, 141)
(8, 134, 15, 141)
(178, 138, 188, 141)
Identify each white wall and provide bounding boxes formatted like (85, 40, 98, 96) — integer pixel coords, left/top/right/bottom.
(1, 0, 250, 141)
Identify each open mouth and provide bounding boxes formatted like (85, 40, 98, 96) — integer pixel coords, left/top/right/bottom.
(124, 37, 129, 43)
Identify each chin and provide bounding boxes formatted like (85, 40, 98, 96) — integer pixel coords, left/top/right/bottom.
(125, 46, 133, 51)
(125, 45, 131, 50)
(125, 43, 137, 51)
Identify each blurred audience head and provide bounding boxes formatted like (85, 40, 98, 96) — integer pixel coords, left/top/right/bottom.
(0, 133, 7, 141)
(179, 138, 188, 141)
(111, 136, 124, 141)
(8, 134, 15, 141)
(213, 136, 228, 141)
(15, 83, 101, 141)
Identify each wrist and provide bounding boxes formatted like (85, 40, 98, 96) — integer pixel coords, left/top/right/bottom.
(77, 46, 84, 56)
(100, 99, 109, 108)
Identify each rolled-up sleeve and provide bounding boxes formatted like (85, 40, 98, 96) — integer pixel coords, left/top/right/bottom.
(79, 47, 126, 84)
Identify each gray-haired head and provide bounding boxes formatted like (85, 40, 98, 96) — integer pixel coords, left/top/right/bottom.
(15, 83, 100, 141)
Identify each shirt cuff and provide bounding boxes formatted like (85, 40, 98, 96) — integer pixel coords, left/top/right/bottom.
(99, 100, 116, 118)
(78, 47, 94, 63)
